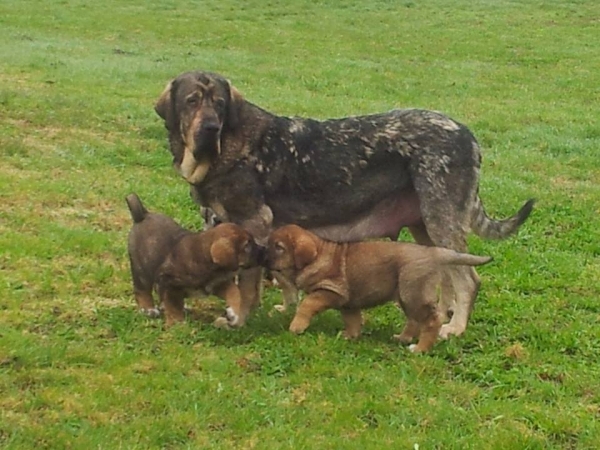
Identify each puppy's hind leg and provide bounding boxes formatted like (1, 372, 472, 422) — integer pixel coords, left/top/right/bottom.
(341, 309, 363, 339)
(398, 278, 442, 353)
(131, 272, 160, 318)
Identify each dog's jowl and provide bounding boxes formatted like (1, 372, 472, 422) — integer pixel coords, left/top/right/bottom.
(155, 71, 534, 338)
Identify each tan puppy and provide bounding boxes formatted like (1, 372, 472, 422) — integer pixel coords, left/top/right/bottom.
(266, 225, 492, 352)
(126, 193, 262, 327)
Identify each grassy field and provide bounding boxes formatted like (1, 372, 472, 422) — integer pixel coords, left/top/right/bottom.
(1, 0, 599, 448)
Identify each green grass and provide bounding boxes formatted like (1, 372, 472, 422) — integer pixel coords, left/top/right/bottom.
(1, 0, 599, 448)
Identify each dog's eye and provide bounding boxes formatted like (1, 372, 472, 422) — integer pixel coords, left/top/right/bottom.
(243, 242, 252, 253)
(186, 94, 201, 107)
(274, 243, 285, 255)
(213, 98, 225, 110)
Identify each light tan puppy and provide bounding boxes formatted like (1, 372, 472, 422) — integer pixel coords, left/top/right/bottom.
(266, 225, 492, 352)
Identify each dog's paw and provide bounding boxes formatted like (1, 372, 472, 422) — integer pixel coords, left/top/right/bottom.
(213, 317, 231, 329)
(273, 304, 287, 313)
(140, 307, 161, 318)
(439, 324, 465, 340)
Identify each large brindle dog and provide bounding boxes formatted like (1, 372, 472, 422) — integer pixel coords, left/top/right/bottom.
(154, 70, 534, 338)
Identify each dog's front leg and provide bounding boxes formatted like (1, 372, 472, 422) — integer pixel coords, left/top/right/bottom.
(289, 290, 344, 334)
(237, 266, 263, 322)
(271, 271, 299, 313)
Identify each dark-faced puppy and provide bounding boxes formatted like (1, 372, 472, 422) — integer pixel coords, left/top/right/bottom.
(155, 70, 533, 338)
(126, 193, 261, 327)
(266, 225, 492, 353)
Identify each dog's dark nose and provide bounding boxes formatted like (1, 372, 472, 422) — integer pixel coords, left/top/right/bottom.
(255, 245, 268, 267)
(201, 121, 220, 133)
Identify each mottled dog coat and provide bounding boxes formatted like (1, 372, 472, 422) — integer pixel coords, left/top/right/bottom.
(154, 70, 534, 337)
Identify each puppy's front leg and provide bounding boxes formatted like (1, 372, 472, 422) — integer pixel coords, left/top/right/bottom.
(212, 280, 244, 327)
(289, 290, 343, 334)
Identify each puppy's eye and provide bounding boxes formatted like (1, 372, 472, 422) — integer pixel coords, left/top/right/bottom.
(274, 243, 285, 255)
(243, 242, 252, 253)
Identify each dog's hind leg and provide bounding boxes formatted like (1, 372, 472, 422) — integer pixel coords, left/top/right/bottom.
(412, 174, 481, 339)
(409, 223, 456, 323)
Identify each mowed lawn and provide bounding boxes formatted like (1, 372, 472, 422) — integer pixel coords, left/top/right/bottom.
(1, 0, 599, 448)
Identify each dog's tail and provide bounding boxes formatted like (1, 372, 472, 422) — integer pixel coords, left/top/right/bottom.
(435, 248, 493, 267)
(470, 196, 535, 240)
(125, 193, 148, 224)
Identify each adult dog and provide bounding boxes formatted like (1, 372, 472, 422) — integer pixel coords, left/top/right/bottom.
(154, 70, 534, 338)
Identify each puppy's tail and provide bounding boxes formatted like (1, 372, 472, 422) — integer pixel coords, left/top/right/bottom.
(125, 193, 148, 224)
(435, 248, 493, 267)
(471, 196, 535, 240)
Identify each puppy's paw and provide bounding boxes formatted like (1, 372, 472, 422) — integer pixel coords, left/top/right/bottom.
(408, 344, 420, 353)
(393, 333, 413, 344)
(140, 307, 161, 318)
(273, 304, 287, 313)
(225, 307, 241, 327)
(343, 330, 360, 340)
(289, 319, 308, 335)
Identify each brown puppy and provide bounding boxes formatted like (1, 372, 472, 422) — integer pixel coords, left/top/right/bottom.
(126, 193, 262, 327)
(266, 225, 492, 352)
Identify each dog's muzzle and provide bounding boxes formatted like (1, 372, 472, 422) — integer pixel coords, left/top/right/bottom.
(255, 244, 268, 267)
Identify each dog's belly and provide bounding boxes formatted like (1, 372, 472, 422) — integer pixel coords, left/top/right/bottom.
(308, 191, 422, 242)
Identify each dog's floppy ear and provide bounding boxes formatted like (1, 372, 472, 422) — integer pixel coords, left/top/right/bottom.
(155, 80, 174, 122)
(210, 237, 238, 269)
(226, 80, 244, 130)
(293, 233, 318, 270)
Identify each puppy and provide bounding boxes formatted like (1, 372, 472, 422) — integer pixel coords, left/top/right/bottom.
(126, 193, 262, 327)
(266, 225, 492, 352)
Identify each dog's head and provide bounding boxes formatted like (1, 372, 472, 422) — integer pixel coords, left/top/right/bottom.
(155, 71, 244, 185)
(208, 223, 262, 271)
(266, 225, 319, 275)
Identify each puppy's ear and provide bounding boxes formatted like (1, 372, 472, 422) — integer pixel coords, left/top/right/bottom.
(293, 233, 318, 270)
(210, 237, 238, 269)
(155, 80, 174, 122)
(226, 80, 244, 130)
